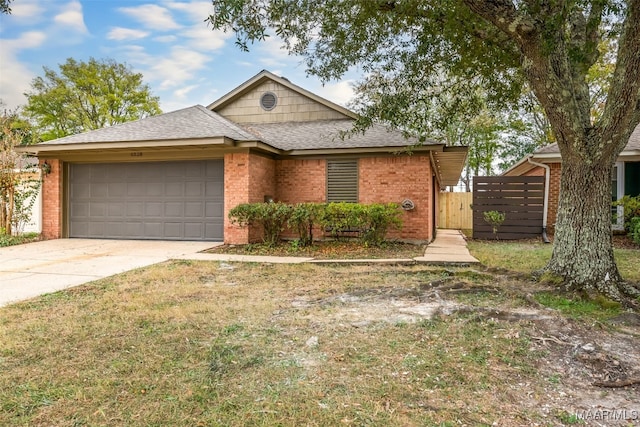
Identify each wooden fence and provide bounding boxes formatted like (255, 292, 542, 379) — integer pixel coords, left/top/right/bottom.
(473, 176, 544, 240)
(438, 192, 473, 230)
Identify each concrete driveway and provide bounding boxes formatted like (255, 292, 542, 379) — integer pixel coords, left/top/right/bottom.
(0, 239, 218, 307)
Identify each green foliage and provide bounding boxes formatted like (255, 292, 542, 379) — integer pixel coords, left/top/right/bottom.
(24, 57, 161, 141)
(287, 203, 322, 246)
(318, 202, 366, 239)
(630, 217, 640, 246)
(0, 232, 40, 247)
(230, 202, 402, 247)
(1, 111, 41, 235)
(360, 203, 403, 246)
(482, 211, 505, 239)
(613, 195, 640, 232)
(228, 202, 292, 247)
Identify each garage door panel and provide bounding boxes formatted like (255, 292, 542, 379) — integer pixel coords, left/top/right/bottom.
(206, 202, 223, 217)
(165, 182, 182, 196)
(185, 202, 204, 217)
(185, 181, 203, 196)
(165, 202, 183, 217)
(70, 160, 224, 241)
(206, 181, 223, 197)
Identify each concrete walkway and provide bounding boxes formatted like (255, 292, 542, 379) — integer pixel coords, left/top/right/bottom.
(414, 229, 479, 264)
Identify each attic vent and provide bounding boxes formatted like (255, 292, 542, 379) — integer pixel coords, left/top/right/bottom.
(260, 92, 277, 111)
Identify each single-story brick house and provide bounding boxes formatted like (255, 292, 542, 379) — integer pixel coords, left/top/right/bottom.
(18, 70, 467, 244)
(503, 124, 640, 232)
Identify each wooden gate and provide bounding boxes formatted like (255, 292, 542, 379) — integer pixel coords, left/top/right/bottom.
(473, 176, 544, 239)
(438, 192, 473, 230)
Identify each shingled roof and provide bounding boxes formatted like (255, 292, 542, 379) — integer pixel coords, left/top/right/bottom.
(241, 119, 438, 151)
(534, 123, 640, 155)
(38, 105, 257, 145)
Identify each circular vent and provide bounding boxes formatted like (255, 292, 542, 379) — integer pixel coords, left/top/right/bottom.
(260, 92, 277, 111)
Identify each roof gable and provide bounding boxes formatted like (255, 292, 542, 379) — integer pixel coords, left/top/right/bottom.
(208, 70, 356, 124)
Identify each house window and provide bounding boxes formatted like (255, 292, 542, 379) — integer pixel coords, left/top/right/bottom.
(327, 160, 358, 202)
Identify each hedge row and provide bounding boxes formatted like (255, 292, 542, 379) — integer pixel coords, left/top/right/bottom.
(228, 202, 403, 247)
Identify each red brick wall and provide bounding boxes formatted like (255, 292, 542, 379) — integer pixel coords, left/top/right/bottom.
(223, 151, 276, 244)
(276, 159, 326, 203)
(547, 163, 561, 233)
(40, 159, 62, 239)
(524, 166, 545, 177)
(359, 155, 433, 242)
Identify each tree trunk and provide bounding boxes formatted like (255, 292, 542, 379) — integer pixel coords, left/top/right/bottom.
(546, 158, 639, 301)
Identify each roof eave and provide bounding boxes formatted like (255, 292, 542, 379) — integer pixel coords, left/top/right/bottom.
(281, 144, 445, 157)
(15, 137, 238, 155)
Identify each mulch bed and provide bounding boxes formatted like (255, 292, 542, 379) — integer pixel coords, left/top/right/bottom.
(206, 240, 426, 259)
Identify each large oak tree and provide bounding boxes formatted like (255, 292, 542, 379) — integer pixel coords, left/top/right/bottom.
(25, 58, 161, 141)
(208, 0, 640, 302)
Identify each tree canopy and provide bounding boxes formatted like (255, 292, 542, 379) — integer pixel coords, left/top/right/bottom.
(24, 57, 161, 141)
(209, 0, 640, 303)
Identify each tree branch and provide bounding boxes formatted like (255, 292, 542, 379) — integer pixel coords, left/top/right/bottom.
(599, 0, 640, 154)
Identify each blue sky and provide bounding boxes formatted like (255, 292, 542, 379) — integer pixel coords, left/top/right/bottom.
(0, 0, 358, 114)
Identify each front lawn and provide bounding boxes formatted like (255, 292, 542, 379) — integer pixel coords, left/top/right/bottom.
(1, 261, 638, 426)
(467, 239, 640, 282)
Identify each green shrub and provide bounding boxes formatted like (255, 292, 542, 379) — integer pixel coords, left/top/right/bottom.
(287, 203, 323, 246)
(613, 195, 640, 231)
(228, 202, 291, 246)
(230, 202, 403, 247)
(630, 216, 640, 246)
(318, 202, 402, 246)
(483, 210, 506, 239)
(360, 203, 403, 246)
(318, 202, 366, 239)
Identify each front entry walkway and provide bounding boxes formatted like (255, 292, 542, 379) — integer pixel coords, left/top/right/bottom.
(414, 229, 479, 264)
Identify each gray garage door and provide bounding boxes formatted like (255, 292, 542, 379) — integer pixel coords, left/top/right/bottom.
(69, 160, 224, 240)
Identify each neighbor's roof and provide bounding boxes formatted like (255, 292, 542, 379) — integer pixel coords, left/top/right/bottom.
(534, 123, 640, 156)
(502, 123, 640, 176)
(38, 105, 257, 145)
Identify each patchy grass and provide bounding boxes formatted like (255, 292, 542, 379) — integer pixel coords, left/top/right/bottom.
(534, 292, 623, 321)
(1, 262, 638, 427)
(0, 232, 40, 247)
(208, 240, 425, 259)
(467, 240, 640, 282)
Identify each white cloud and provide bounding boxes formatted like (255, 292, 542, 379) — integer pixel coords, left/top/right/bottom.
(124, 45, 210, 90)
(314, 80, 356, 107)
(54, 1, 88, 34)
(107, 27, 149, 41)
(0, 32, 47, 109)
(4, 31, 47, 49)
(173, 84, 198, 99)
(180, 25, 229, 51)
(6, 0, 42, 22)
(164, 1, 214, 23)
(118, 4, 181, 31)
